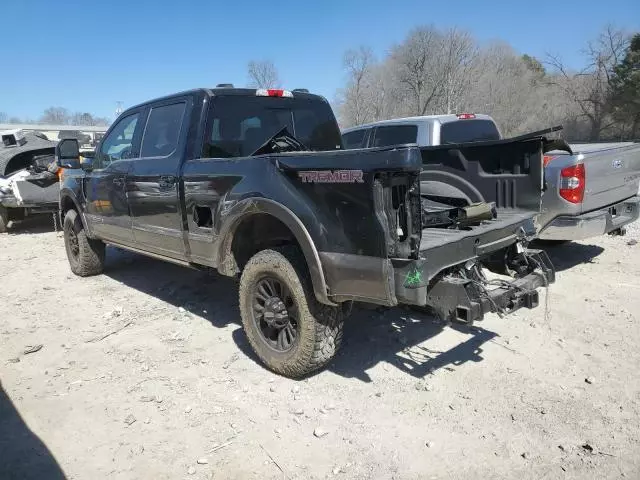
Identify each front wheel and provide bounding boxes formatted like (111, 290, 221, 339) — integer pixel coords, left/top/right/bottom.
(63, 209, 105, 276)
(239, 246, 344, 378)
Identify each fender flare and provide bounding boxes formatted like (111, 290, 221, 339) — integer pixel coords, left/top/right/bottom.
(216, 197, 336, 306)
(59, 190, 93, 237)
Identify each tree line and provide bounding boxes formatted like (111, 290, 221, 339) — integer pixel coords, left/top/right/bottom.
(247, 24, 640, 142)
(336, 24, 639, 142)
(0, 107, 111, 127)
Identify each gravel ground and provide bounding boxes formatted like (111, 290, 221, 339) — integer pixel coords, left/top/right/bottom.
(1, 217, 640, 480)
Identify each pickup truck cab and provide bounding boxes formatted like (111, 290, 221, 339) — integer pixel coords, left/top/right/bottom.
(56, 88, 554, 378)
(342, 115, 640, 242)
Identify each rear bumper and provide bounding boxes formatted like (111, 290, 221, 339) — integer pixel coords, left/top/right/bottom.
(393, 247, 554, 311)
(320, 248, 555, 324)
(538, 196, 640, 241)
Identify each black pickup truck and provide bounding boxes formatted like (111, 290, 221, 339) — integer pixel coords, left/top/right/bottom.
(56, 87, 554, 378)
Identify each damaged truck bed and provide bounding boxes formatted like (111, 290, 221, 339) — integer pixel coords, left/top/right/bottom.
(374, 128, 562, 322)
(0, 131, 60, 232)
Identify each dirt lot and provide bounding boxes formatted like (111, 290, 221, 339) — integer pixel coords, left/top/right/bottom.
(1, 217, 640, 480)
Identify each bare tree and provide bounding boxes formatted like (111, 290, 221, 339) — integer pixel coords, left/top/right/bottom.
(0, 112, 8, 123)
(545, 25, 630, 141)
(71, 112, 96, 126)
(247, 60, 281, 89)
(440, 27, 478, 114)
(461, 42, 565, 136)
(341, 46, 375, 125)
(40, 107, 70, 125)
(390, 25, 447, 116)
(336, 22, 634, 142)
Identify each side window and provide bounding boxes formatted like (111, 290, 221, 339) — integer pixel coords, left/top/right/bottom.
(372, 125, 418, 147)
(140, 102, 187, 158)
(96, 113, 140, 169)
(341, 129, 367, 149)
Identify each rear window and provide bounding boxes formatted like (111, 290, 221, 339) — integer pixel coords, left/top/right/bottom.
(440, 119, 500, 144)
(203, 96, 342, 158)
(371, 125, 417, 147)
(342, 129, 367, 149)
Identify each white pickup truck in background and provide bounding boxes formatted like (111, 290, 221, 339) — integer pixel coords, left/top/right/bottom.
(341, 114, 640, 242)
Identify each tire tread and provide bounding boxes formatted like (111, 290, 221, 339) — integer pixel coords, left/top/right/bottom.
(64, 209, 105, 277)
(239, 246, 343, 378)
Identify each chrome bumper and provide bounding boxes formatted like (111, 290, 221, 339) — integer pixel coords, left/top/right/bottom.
(538, 196, 640, 241)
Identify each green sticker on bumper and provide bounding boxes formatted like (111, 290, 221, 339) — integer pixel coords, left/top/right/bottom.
(404, 267, 423, 288)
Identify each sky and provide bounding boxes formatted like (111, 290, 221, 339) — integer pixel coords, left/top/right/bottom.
(1, 0, 639, 122)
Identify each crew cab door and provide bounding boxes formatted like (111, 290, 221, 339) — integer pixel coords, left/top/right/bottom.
(85, 111, 143, 244)
(127, 97, 191, 259)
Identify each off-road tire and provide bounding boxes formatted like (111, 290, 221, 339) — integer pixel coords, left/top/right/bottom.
(63, 209, 105, 276)
(239, 246, 344, 378)
(0, 206, 8, 233)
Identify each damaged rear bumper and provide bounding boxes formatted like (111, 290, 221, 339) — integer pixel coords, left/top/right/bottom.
(392, 249, 554, 320)
(320, 248, 555, 324)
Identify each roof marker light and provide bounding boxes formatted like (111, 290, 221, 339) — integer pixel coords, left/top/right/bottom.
(456, 113, 476, 120)
(256, 89, 293, 98)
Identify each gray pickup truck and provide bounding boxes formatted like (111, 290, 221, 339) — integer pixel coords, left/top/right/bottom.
(342, 115, 640, 242)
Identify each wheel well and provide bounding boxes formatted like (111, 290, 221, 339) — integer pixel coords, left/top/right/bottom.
(229, 213, 300, 274)
(60, 196, 77, 222)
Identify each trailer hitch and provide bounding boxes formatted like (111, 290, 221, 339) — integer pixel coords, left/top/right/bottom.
(426, 249, 555, 325)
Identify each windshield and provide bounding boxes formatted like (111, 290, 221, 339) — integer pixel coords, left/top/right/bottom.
(203, 95, 342, 158)
(440, 119, 501, 144)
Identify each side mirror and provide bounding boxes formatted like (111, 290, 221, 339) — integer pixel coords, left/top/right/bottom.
(55, 139, 81, 169)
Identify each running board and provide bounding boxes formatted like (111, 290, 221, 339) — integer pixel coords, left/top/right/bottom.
(105, 241, 201, 269)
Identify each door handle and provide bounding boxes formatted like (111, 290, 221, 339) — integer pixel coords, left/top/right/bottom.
(112, 177, 124, 187)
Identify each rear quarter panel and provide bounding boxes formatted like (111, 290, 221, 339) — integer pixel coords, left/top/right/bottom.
(180, 146, 422, 265)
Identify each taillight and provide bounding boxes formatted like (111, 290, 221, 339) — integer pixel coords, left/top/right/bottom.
(456, 113, 476, 119)
(256, 89, 293, 98)
(559, 164, 585, 204)
(543, 155, 556, 167)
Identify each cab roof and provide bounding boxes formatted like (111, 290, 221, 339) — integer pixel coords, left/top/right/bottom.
(121, 88, 329, 116)
(341, 113, 496, 134)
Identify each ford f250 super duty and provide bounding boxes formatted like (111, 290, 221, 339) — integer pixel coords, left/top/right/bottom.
(56, 87, 554, 378)
(342, 115, 640, 242)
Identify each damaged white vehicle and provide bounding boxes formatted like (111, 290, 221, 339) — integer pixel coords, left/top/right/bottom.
(0, 130, 61, 232)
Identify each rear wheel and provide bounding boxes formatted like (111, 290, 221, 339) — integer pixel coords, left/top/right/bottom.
(63, 209, 105, 276)
(239, 246, 344, 378)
